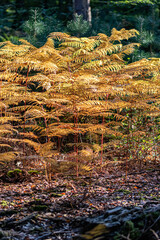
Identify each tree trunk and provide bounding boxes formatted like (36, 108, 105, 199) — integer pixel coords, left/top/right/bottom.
(58, 0, 63, 10)
(73, 0, 91, 23)
(43, 0, 49, 9)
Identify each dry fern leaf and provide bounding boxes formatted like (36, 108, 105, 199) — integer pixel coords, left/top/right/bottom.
(0, 41, 32, 58)
(49, 32, 70, 41)
(25, 109, 46, 119)
(0, 116, 20, 124)
(61, 41, 84, 48)
(80, 60, 103, 70)
(0, 144, 12, 148)
(95, 44, 122, 56)
(110, 28, 139, 42)
(39, 61, 58, 73)
(19, 132, 38, 139)
(0, 152, 17, 163)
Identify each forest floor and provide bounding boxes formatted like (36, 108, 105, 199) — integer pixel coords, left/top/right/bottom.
(0, 165, 160, 240)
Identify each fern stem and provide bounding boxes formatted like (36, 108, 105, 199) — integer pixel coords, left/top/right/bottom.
(23, 66, 30, 165)
(0, 77, 2, 117)
(100, 93, 109, 169)
(100, 116, 104, 168)
(75, 113, 79, 177)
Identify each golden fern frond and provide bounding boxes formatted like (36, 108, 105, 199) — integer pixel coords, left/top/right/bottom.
(11, 57, 58, 73)
(10, 57, 40, 70)
(128, 80, 160, 95)
(0, 58, 11, 64)
(25, 108, 59, 121)
(49, 32, 70, 41)
(123, 58, 160, 76)
(80, 60, 103, 70)
(18, 39, 37, 52)
(0, 41, 7, 47)
(0, 124, 18, 136)
(81, 124, 122, 136)
(97, 33, 110, 42)
(76, 74, 100, 85)
(59, 46, 75, 56)
(36, 141, 56, 156)
(0, 41, 32, 58)
(43, 37, 54, 48)
(103, 63, 123, 72)
(27, 42, 63, 63)
(0, 129, 13, 135)
(109, 54, 124, 62)
(103, 140, 121, 148)
(9, 104, 33, 113)
(0, 116, 20, 124)
(121, 43, 140, 56)
(19, 132, 38, 139)
(19, 39, 36, 47)
(80, 165, 93, 171)
(45, 98, 71, 106)
(28, 74, 51, 82)
(0, 152, 17, 163)
(110, 28, 139, 42)
(72, 55, 94, 63)
(0, 72, 26, 84)
(44, 122, 75, 135)
(0, 144, 12, 148)
(132, 102, 159, 111)
(72, 48, 89, 58)
(0, 102, 7, 109)
(39, 61, 58, 73)
(83, 39, 101, 51)
(23, 125, 44, 134)
(61, 41, 84, 48)
(25, 109, 46, 119)
(95, 44, 122, 56)
(22, 139, 40, 152)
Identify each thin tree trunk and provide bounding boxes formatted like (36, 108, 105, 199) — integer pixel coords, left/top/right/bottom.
(73, 0, 91, 23)
(59, 0, 63, 10)
(43, 0, 48, 9)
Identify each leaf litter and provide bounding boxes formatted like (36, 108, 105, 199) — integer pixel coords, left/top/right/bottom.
(0, 168, 159, 240)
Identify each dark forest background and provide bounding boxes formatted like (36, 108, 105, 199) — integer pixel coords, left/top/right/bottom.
(0, 0, 160, 61)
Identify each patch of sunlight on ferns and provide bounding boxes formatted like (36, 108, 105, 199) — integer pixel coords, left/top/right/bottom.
(0, 28, 159, 173)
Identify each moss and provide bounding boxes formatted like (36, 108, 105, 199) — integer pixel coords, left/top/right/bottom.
(117, 189, 132, 194)
(122, 221, 141, 239)
(152, 211, 160, 218)
(124, 221, 134, 231)
(31, 205, 48, 211)
(81, 224, 109, 240)
(137, 221, 144, 227)
(7, 169, 22, 178)
(28, 170, 39, 175)
(50, 192, 65, 197)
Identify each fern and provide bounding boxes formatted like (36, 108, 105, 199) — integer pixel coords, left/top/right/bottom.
(0, 28, 159, 175)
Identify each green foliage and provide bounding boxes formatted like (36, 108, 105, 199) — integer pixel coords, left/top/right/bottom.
(31, 205, 48, 211)
(0, 0, 159, 60)
(90, 0, 160, 61)
(22, 9, 45, 38)
(22, 8, 64, 47)
(0, 5, 15, 32)
(114, 220, 141, 240)
(0, 33, 20, 44)
(28, 170, 39, 175)
(7, 169, 22, 178)
(67, 14, 91, 37)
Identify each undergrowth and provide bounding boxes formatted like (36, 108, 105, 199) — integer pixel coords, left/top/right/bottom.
(0, 29, 159, 181)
